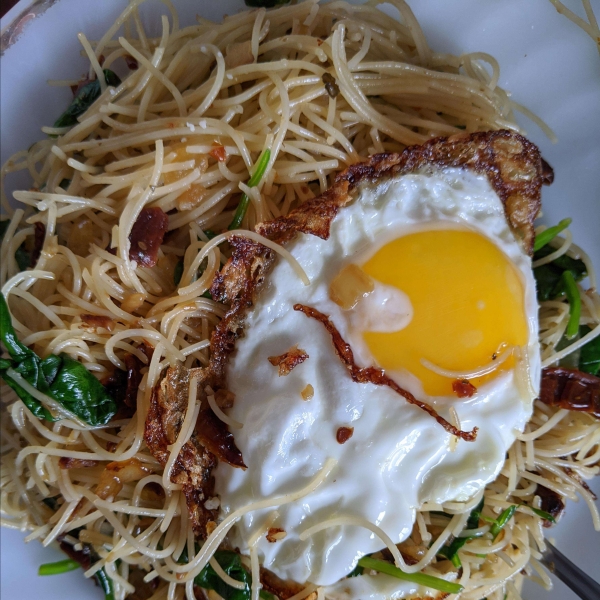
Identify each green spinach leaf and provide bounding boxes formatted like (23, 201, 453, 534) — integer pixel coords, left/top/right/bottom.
(0, 220, 30, 272)
(54, 69, 121, 129)
(190, 550, 273, 600)
(195, 550, 251, 600)
(533, 244, 586, 302)
(0, 293, 117, 425)
(437, 497, 484, 568)
(578, 325, 600, 376)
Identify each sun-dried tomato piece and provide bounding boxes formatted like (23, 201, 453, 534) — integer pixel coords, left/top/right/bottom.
(452, 379, 477, 398)
(129, 207, 169, 268)
(540, 367, 600, 417)
(535, 484, 565, 527)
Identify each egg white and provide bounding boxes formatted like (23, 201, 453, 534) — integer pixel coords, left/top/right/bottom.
(214, 167, 540, 588)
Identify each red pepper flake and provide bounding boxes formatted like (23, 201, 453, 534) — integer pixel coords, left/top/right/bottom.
(210, 145, 227, 162)
(268, 346, 309, 376)
(125, 55, 139, 70)
(336, 426, 354, 444)
(129, 207, 169, 268)
(452, 379, 477, 398)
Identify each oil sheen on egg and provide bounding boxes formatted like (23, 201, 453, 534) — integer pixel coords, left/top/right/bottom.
(215, 167, 540, 590)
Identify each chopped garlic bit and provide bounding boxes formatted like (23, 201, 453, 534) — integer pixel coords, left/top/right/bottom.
(329, 263, 374, 310)
(301, 384, 314, 401)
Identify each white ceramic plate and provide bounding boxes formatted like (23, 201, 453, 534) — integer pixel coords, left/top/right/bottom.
(1, 1, 599, 599)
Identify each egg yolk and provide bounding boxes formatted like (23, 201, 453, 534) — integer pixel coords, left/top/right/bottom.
(361, 229, 528, 396)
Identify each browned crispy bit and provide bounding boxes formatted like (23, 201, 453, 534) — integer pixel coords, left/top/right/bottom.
(540, 367, 600, 418)
(58, 457, 99, 469)
(336, 426, 354, 444)
(139, 340, 155, 361)
(564, 467, 598, 501)
(266, 527, 287, 542)
(144, 365, 245, 537)
(258, 130, 546, 254)
(540, 158, 555, 185)
(209, 235, 275, 383)
(31, 222, 45, 267)
(129, 207, 169, 267)
(452, 379, 477, 398)
(535, 484, 565, 527)
(80, 314, 115, 331)
(260, 568, 306, 600)
(102, 352, 143, 418)
(268, 346, 309, 376)
(294, 304, 478, 442)
(95, 457, 152, 500)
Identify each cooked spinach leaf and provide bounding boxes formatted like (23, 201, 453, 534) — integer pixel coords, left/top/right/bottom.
(578, 325, 600, 376)
(533, 218, 571, 253)
(533, 243, 586, 302)
(489, 505, 517, 540)
(437, 497, 484, 567)
(522, 505, 556, 524)
(228, 148, 271, 230)
(0, 219, 30, 272)
(95, 566, 116, 600)
(357, 557, 463, 594)
(562, 270, 581, 339)
(38, 559, 81, 576)
(188, 550, 272, 600)
(0, 293, 117, 425)
(174, 260, 184, 286)
(54, 69, 121, 129)
(195, 550, 251, 600)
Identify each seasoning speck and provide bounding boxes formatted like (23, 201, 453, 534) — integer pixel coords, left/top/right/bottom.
(322, 72, 340, 98)
(336, 426, 354, 444)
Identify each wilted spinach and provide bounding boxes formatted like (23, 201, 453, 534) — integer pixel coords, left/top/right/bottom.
(578, 325, 600, 376)
(437, 497, 484, 567)
(54, 69, 121, 129)
(533, 243, 587, 302)
(0, 220, 30, 271)
(178, 549, 273, 600)
(0, 293, 117, 425)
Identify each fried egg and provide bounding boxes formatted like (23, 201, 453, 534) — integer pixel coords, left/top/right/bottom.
(214, 167, 540, 588)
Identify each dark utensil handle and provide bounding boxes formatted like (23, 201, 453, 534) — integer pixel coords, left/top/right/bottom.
(541, 541, 600, 600)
